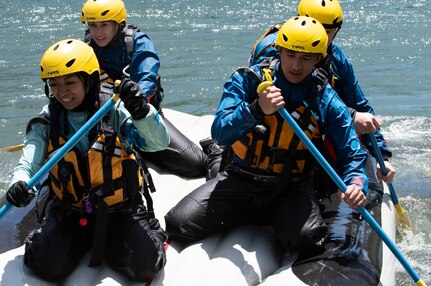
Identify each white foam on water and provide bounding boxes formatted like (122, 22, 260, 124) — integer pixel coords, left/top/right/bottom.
(377, 116, 431, 177)
(379, 116, 431, 141)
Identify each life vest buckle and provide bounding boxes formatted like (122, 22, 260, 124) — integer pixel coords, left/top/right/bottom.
(89, 186, 104, 200)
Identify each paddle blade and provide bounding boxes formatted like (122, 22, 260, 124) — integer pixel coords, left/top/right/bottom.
(395, 203, 412, 229)
(0, 144, 24, 152)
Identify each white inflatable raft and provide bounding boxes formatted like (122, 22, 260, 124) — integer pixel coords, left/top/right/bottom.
(0, 108, 396, 285)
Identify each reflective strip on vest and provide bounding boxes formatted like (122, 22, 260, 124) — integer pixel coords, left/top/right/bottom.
(91, 141, 122, 157)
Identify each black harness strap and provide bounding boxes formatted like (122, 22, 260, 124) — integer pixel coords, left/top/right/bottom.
(58, 161, 75, 212)
(287, 107, 314, 174)
(123, 24, 139, 61)
(102, 132, 116, 197)
(88, 126, 118, 267)
(266, 115, 284, 171)
(245, 134, 259, 166)
(133, 147, 157, 219)
(88, 199, 109, 267)
(49, 103, 75, 214)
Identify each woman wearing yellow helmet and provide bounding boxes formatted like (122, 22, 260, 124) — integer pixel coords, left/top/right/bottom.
(165, 16, 367, 260)
(6, 38, 169, 282)
(39, 38, 101, 111)
(81, 0, 126, 24)
(248, 0, 396, 184)
(80, 0, 222, 181)
(81, 0, 126, 48)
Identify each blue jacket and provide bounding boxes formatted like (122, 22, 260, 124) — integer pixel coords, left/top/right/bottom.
(89, 27, 160, 99)
(212, 62, 369, 192)
(248, 31, 391, 159)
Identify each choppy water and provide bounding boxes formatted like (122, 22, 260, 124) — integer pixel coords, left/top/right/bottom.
(0, 0, 430, 283)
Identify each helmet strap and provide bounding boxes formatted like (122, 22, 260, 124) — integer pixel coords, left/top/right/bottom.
(44, 81, 49, 97)
(333, 27, 341, 41)
(44, 81, 54, 99)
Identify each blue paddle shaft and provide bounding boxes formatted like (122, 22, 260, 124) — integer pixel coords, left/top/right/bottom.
(278, 107, 421, 283)
(27, 96, 118, 188)
(369, 133, 389, 175)
(0, 94, 120, 218)
(0, 200, 11, 217)
(368, 133, 400, 205)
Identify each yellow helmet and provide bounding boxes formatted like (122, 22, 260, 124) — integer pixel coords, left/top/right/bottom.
(40, 39, 99, 80)
(275, 16, 328, 57)
(81, 0, 126, 24)
(298, 0, 343, 29)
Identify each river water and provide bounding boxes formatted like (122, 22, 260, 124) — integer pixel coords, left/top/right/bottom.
(0, 0, 430, 283)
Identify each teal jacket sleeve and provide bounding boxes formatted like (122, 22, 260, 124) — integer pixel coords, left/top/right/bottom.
(10, 106, 50, 186)
(112, 101, 169, 152)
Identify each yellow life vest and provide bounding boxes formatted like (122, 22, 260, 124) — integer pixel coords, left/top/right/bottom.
(48, 130, 142, 210)
(232, 105, 321, 176)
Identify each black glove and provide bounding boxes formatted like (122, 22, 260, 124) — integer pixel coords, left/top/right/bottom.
(119, 78, 150, 120)
(6, 181, 35, 207)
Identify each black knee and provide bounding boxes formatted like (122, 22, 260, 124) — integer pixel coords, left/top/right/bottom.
(24, 229, 77, 281)
(164, 200, 208, 243)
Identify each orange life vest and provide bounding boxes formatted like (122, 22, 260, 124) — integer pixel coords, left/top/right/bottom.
(48, 127, 142, 210)
(232, 105, 321, 176)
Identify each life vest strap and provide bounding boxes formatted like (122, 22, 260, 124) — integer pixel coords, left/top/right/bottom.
(88, 178, 125, 201)
(89, 199, 109, 267)
(91, 141, 123, 157)
(132, 146, 157, 218)
(229, 164, 304, 183)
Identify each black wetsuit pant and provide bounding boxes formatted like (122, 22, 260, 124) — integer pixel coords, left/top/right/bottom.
(138, 115, 219, 179)
(165, 170, 328, 254)
(24, 199, 167, 282)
